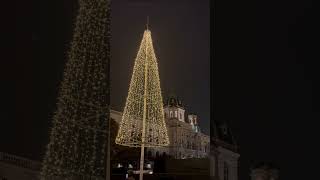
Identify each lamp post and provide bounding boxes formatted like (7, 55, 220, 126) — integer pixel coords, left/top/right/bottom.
(106, 114, 111, 180)
(115, 20, 169, 180)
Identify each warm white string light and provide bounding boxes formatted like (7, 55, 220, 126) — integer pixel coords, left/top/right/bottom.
(115, 29, 169, 147)
(115, 28, 169, 180)
(41, 0, 110, 179)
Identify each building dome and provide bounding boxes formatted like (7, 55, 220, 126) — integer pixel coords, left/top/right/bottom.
(164, 94, 184, 108)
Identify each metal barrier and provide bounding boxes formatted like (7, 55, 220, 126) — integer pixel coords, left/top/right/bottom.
(0, 152, 41, 171)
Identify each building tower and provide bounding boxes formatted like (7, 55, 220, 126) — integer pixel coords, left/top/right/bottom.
(164, 95, 185, 122)
(188, 114, 201, 133)
(211, 120, 240, 180)
(162, 95, 185, 158)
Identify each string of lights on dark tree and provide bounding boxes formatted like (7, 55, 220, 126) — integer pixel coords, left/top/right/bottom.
(41, 0, 110, 179)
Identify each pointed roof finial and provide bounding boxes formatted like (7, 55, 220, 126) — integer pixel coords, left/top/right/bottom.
(146, 16, 149, 30)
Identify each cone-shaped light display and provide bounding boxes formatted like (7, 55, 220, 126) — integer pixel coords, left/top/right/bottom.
(41, 0, 110, 179)
(115, 29, 169, 148)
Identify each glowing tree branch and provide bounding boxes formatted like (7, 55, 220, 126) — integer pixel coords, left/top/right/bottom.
(115, 28, 169, 180)
(41, 0, 110, 179)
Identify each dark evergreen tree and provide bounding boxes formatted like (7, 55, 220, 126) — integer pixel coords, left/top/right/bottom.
(41, 0, 110, 179)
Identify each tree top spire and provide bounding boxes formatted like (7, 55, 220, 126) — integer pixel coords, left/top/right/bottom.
(146, 16, 149, 30)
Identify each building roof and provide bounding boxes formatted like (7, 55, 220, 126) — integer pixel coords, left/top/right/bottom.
(164, 94, 184, 108)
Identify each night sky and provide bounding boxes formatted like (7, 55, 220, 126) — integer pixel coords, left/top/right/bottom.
(215, 0, 320, 179)
(2, 0, 319, 180)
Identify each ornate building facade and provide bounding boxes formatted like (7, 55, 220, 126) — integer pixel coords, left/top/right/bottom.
(111, 95, 210, 159)
(112, 95, 240, 180)
(1, 96, 240, 180)
(210, 119, 240, 180)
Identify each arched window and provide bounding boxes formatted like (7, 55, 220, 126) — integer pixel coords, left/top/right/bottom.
(170, 111, 173, 118)
(175, 111, 177, 118)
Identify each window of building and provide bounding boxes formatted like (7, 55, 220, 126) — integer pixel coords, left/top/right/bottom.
(175, 111, 177, 118)
(170, 111, 173, 118)
(224, 162, 229, 180)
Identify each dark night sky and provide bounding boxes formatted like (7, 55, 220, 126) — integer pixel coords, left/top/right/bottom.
(2, 0, 320, 180)
(110, 0, 210, 135)
(215, 0, 320, 179)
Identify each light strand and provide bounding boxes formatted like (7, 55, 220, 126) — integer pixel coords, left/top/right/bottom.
(41, 0, 110, 179)
(115, 30, 169, 148)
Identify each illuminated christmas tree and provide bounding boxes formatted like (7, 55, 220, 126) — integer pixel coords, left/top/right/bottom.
(41, 0, 110, 179)
(115, 25, 169, 180)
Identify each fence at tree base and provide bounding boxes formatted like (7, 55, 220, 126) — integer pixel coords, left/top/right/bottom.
(112, 173, 210, 180)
